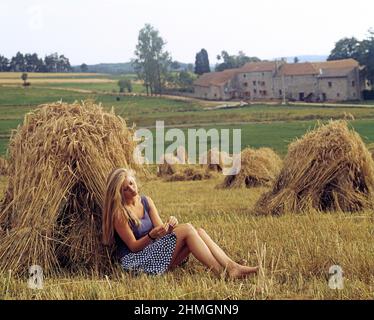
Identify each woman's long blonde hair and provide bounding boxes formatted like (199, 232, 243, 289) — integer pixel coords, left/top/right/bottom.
(102, 168, 141, 246)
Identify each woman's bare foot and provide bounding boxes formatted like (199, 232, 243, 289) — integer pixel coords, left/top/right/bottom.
(227, 261, 259, 279)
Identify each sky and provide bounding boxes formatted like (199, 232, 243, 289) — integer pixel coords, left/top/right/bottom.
(0, 0, 373, 65)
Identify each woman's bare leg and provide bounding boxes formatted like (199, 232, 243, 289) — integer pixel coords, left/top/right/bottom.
(169, 244, 190, 269)
(196, 228, 233, 267)
(197, 228, 259, 277)
(170, 224, 223, 276)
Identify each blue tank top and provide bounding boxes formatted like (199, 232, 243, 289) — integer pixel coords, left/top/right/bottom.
(114, 195, 154, 258)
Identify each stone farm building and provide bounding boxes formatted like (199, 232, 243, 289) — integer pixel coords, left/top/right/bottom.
(193, 59, 365, 102)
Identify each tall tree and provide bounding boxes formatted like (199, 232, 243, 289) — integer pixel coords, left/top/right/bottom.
(118, 79, 132, 93)
(0, 55, 9, 71)
(215, 51, 260, 71)
(360, 30, 374, 84)
(133, 24, 171, 95)
(44, 53, 59, 72)
(80, 63, 88, 72)
(10, 52, 26, 72)
(328, 31, 374, 84)
(57, 54, 72, 72)
(43, 53, 71, 72)
(327, 37, 362, 61)
(24, 53, 41, 72)
(194, 49, 210, 75)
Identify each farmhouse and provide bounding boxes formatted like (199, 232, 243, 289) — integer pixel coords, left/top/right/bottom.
(193, 59, 365, 102)
(193, 68, 241, 100)
(237, 61, 277, 100)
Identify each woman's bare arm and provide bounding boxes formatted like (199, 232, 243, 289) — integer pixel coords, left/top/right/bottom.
(114, 214, 153, 253)
(146, 196, 164, 227)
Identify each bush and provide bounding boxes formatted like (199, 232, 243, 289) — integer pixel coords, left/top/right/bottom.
(118, 79, 132, 93)
(363, 90, 374, 100)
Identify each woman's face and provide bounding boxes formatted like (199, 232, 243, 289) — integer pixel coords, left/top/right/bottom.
(121, 175, 138, 199)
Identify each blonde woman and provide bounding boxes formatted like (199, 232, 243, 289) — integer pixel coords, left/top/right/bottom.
(102, 168, 258, 278)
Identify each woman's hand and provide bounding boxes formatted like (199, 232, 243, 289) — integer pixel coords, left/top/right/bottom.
(149, 224, 168, 240)
(167, 216, 178, 233)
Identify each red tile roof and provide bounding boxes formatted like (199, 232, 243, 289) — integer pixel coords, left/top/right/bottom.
(240, 61, 277, 73)
(278, 59, 359, 76)
(312, 58, 358, 70)
(317, 67, 355, 78)
(278, 62, 317, 76)
(194, 69, 240, 87)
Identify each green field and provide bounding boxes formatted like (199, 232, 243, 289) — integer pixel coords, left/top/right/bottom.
(1, 85, 374, 156)
(33, 82, 146, 93)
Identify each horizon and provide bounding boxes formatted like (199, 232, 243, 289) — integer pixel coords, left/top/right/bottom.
(67, 54, 329, 67)
(0, 0, 373, 66)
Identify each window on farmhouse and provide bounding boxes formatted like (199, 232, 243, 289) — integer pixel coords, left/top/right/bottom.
(352, 81, 355, 87)
(253, 81, 256, 86)
(279, 90, 282, 96)
(328, 82, 332, 88)
(244, 82, 248, 87)
(254, 89, 257, 94)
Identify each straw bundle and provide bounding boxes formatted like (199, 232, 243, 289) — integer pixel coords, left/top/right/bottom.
(218, 147, 282, 188)
(0, 100, 142, 275)
(165, 165, 212, 182)
(157, 152, 212, 181)
(157, 153, 182, 177)
(199, 148, 230, 172)
(255, 121, 374, 215)
(0, 157, 8, 175)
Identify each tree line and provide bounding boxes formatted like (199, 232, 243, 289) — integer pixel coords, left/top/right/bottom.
(0, 52, 72, 72)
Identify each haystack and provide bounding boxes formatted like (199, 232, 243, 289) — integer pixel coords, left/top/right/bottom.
(218, 147, 282, 188)
(157, 153, 182, 177)
(199, 148, 230, 172)
(0, 100, 142, 275)
(165, 165, 212, 182)
(255, 121, 374, 215)
(0, 157, 8, 175)
(157, 153, 212, 182)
